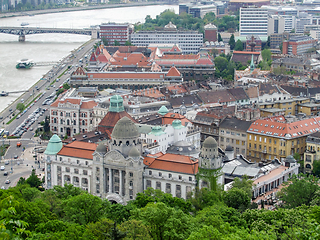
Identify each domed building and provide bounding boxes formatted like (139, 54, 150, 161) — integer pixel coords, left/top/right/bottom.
(44, 134, 63, 189)
(97, 95, 136, 137)
(92, 116, 144, 204)
(198, 136, 224, 189)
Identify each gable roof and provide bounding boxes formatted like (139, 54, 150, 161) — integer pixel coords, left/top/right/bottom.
(144, 153, 198, 175)
(162, 112, 190, 126)
(228, 88, 249, 101)
(247, 116, 320, 139)
(57, 141, 98, 160)
(198, 90, 236, 104)
(166, 66, 181, 77)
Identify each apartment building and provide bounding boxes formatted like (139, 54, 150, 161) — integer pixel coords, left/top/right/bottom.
(304, 132, 320, 173)
(247, 116, 320, 162)
(240, 7, 268, 36)
(99, 23, 133, 45)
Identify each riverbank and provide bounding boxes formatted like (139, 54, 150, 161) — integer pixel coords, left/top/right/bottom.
(0, 2, 175, 19)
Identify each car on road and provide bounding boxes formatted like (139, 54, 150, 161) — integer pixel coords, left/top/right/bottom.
(5, 180, 10, 184)
(0, 166, 5, 171)
(3, 171, 8, 176)
(13, 155, 18, 159)
(1, 186, 5, 190)
(4, 161, 9, 165)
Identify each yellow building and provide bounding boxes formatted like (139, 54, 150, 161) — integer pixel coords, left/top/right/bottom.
(304, 132, 320, 173)
(247, 116, 320, 162)
(259, 98, 310, 116)
(297, 103, 320, 117)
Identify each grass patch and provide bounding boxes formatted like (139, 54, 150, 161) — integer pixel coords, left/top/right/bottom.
(0, 144, 10, 156)
(57, 68, 69, 79)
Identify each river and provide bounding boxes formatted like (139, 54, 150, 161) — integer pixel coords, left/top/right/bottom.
(0, 4, 178, 112)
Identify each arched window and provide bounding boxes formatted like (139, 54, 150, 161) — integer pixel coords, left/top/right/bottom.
(73, 120, 76, 125)
(126, 141, 129, 146)
(53, 118, 56, 123)
(60, 112, 63, 116)
(67, 119, 70, 125)
(82, 120, 85, 126)
(60, 119, 63, 124)
(73, 113, 76, 117)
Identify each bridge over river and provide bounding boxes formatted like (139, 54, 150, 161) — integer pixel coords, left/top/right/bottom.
(0, 26, 98, 41)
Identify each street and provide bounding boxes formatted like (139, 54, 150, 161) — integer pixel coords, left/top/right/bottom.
(0, 38, 99, 189)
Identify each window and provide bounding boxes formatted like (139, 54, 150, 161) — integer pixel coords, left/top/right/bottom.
(129, 172, 133, 177)
(85, 161, 88, 165)
(74, 168, 79, 174)
(189, 177, 192, 181)
(149, 171, 152, 175)
(83, 170, 88, 175)
(159, 172, 162, 177)
(166, 183, 171, 193)
(65, 167, 70, 172)
(179, 175, 182, 180)
(169, 173, 172, 178)
(156, 181, 161, 190)
(146, 180, 151, 188)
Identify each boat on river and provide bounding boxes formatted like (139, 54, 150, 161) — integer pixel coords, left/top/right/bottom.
(16, 59, 34, 69)
(21, 22, 29, 26)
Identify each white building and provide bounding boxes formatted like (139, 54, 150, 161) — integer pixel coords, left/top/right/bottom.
(130, 23, 203, 54)
(240, 7, 268, 36)
(268, 15, 285, 35)
(50, 97, 98, 138)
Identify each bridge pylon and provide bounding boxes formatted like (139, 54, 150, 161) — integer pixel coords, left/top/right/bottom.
(19, 34, 25, 42)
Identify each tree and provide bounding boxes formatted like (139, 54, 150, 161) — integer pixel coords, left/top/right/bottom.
(119, 220, 152, 240)
(16, 103, 25, 112)
(83, 218, 114, 239)
(223, 188, 251, 211)
(312, 160, 320, 176)
(229, 34, 235, 50)
(231, 176, 254, 197)
(101, 37, 108, 46)
(114, 40, 120, 46)
(43, 116, 50, 133)
(63, 83, 70, 90)
(278, 174, 320, 208)
(131, 202, 194, 240)
(25, 169, 42, 188)
(62, 193, 110, 225)
(107, 222, 127, 240)
(261, 49, 271, 62)
(125, 41, 132, 46)
(218, 33, 223, 42)
(234, 39, 243, 51)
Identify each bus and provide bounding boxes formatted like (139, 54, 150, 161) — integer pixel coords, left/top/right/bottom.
(0, 129, 4, 136)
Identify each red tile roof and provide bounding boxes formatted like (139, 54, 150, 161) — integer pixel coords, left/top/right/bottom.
(89, 72, 165, 80)
(97, 111, 136, 135)
(134, 88, 165, 99)
(89, 52, 97, 62)
(167, 84, 187, 94)
(144, 153, 198, 174)
(81, 100, 97, 109)
(51, 98, 81, 108)
(248, 116, 320, 139)
(166, 66, 181, 77)
(58, 141, 98, 160)
(162, 112, 190, 126)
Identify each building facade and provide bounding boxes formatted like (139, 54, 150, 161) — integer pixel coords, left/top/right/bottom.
(131, 27, 203, 54)
(240, 7, 268, 36)
(50, 97, 97, 138)
(99, 23, 133, 45)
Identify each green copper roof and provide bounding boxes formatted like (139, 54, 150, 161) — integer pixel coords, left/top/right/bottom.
(172, 120, 185, 129)
(109, 95, 124, 113)
(148, 126, 166, 136)
(250, 54, 255, 73)
(158, 105, 169, 116)
(44, 134, 63, 155)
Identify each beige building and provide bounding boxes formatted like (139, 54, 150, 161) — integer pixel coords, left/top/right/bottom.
(219, 117, 252, 157)
(304, 132, 320, 173)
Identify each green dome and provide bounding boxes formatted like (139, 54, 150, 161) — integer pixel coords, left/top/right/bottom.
(203, 136, 217, 149)
(44, 134, 63, 155)
(158, 105, 169, 116)
(286, 155, 296, 163)
(172, 120, 185, 129)
(112, 117, 139, 139)
(109, 95, 124, 113)
(148, 126, 166, 136)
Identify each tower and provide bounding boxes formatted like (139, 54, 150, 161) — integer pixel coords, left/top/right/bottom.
(204, 23, 218, 42)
